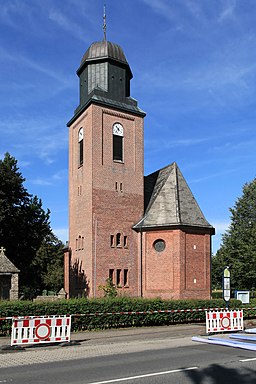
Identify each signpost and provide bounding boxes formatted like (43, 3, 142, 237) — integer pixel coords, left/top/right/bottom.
(223, 266, 231, 308)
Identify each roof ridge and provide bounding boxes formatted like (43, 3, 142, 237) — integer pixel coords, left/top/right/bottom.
(144, 164, 174, 215)
(173, 163, 181, 223)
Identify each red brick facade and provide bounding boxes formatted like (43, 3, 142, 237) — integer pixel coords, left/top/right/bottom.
(67, 104, 144, 297)
(141, 230, 211, 300)
(65, 40, 214, 300)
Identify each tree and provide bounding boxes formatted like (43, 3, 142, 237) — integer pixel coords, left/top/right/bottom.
(0, 153, 63, 297)
(98, 278, 118, 298)
(212, 178, 256, 291)
(33, 233, 64, 293)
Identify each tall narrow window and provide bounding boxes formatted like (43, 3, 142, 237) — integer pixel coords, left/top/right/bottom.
(116, 269, 121, 286)
(78, 127, 84, 166)
(109, 269, 114, 282)
(124, 269, 128, 286)
(110, 235, 115, 247)
(116, 233, 121, 247)
(113, 123, 123, 162)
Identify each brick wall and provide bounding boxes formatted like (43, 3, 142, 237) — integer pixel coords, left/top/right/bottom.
(142, 229, 211, 299)
(67, 103, 144, 297)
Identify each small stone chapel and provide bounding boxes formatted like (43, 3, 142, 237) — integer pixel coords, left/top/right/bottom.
(0, 246, 19, 300)
(64, 36, 215, 300)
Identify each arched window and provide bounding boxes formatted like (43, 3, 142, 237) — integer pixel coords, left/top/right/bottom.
(112, 123, 123, 162)
(116, 233, 121, 247)
(78, 127, 84, 166)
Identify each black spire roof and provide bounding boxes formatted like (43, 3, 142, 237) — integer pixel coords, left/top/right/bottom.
(68, 39, 145, 126)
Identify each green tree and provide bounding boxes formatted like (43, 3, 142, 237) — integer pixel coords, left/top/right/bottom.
(212, 178, 256, 291)
(33, 233, 64, 293)
(0, 153, 62, 297)
(98, 278, 118, 298)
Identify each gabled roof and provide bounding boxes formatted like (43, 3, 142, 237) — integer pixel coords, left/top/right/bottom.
(0, 247, 20, 273)
(134, 162, 214, 233)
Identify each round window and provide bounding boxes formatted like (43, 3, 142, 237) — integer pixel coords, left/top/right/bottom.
(153, 239, 166, 252)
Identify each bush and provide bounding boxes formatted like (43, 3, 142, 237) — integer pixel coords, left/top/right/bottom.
(0, 297, 243, 336)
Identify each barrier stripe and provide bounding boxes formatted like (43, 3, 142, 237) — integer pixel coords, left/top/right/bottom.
(11, 315, 71, 345)
(1, 306, 256, 322)
(206, 310, 243, 333)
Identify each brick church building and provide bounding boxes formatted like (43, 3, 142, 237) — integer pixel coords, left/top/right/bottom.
(64, 38, 215, 300)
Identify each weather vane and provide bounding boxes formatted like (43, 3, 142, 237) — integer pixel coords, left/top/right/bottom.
(103, 3, 107, 41)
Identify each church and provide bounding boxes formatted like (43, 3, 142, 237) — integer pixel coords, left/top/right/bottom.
(64, 35, 215, 300)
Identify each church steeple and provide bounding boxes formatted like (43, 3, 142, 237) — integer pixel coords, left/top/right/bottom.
(66, 6, 145, 127)
(75, 40, 134, 111)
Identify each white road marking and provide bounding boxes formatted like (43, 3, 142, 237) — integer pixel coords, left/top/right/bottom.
(240, 357, 256, 362)
(86, 367, 198, 384)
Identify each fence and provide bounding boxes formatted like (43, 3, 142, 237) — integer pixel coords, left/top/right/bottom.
(11, 315, 71, 345)
(205, 309, 243, 334)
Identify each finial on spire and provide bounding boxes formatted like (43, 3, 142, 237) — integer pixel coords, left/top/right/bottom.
(103, 3, 107, 41)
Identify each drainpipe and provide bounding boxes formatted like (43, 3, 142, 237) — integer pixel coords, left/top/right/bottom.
(140, 227, 143, 297)
(94, 216, 97, 297)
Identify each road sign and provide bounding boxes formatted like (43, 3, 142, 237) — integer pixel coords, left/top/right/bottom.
(223, 267, 230, 305)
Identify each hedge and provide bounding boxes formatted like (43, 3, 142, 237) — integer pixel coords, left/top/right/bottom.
(0, 297, 245, 336)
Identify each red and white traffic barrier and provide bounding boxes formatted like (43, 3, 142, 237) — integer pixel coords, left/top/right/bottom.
(205, 309, 243, 334)
(11, 315, 71, 346)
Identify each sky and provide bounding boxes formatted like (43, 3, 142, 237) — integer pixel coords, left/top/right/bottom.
(1, 0, 256, 254)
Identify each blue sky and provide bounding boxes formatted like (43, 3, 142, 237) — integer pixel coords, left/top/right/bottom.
(1, 0, 256, 254)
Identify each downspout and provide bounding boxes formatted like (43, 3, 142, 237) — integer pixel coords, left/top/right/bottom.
(140, 226, 143, 297)
(94, 216, 97, 297)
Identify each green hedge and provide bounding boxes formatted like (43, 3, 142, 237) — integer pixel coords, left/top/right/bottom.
(241, 299, 256, 320)
(0, 298, 243, 336)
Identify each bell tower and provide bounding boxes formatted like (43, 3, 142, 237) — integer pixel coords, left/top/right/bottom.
(65, 37, 146, 298)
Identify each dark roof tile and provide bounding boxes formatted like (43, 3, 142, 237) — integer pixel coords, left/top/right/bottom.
(134, 162, 214, 232)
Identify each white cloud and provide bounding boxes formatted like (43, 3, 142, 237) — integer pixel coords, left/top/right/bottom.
(145, 137, 210, 154)
(53, 227, 68, 243)
(218, 0, 237, 23)
(30, 169, 67, 187)
(0, 47, 71, 86)
(189, 169, 237, 184)
(48, 9, 89, 42)
(31, 178, 53, 186)
(212, 221, 230, 234)
(0, 116, 68, 165)
(141, 0, 175, 20)
(211, 221, 231, 254)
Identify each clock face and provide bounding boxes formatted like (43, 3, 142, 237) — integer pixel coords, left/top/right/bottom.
(113, 123, 123, 136)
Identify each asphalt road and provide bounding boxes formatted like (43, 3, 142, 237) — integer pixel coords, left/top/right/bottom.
(1, 325, 256, 383)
